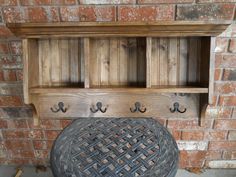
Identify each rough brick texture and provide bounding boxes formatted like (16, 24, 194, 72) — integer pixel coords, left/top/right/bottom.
(0, 0, 235, 169)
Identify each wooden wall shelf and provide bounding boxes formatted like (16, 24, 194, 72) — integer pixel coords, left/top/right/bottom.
(7, 22, 230, 126)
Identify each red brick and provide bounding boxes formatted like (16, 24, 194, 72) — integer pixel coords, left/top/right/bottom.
(60, 6, 115, 22)
(34, 150, 49, 159)
(16, 70, 23, 81)
(41, 119, 61, 129)
(214, 69, 222, 81)
(61, 0, 77, 5)
(0, 0, 17, 5)
(60, 6, 115, 21)
(206, 151, 222, 160)
(206, 107, 232, 119)
(81, 6, 115, 21)
(60, 6, 79, 21)
(204, 131, 227, 141)
(9, 41, 22, 55)
(179, 150, 207, 168)
(0, 119, 7, 129)
(27, 7, 48, 22)
(182, 131, 204, 140)
(228, 131, 236, 140)
(3, 7, 24, 23)
(214, 83, 236, 94)
(9, 149, 34, 158)
(60, 119, 72, 128)
(222, 69, 236, 81)
(2, 130, 30, 139)
(7, 119, 28, 129)
(45, 130, 61, 140)
(118, 5, 174, 22)
(176, 4, 235, 21)
(209, 141, 236, 150)
(0, 43, 9, 54)
(138, 0, 193, 3)
(33, 140, 47, 150)
(49, 7, 60, 22)
(229, 39, 236, 53)
(215, 54, 236, 68)
(167, 119, 200, 129)
(3, 70, 17, 81)
(34, 0, 51, 5)
(5, 140, 32, 150)
(218, 96, 236, 106)
(80, 0, 135, 4)
(215, 38, 229, 53)
(0, 96, 22, 106)
(32, 140, 53, 150)
(29, 130, 44, 139)
(0, 26, 13, 38)
(171, 130, 181, 140)
(223, 151, 236, 159)
(214, 119, 236, 130)
(7, 158, 32, 165)
(19, 0, 32, 5)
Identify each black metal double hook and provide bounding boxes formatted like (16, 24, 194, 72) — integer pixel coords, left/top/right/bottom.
(50, 102, 67, 113)
(130, 102, 146, 113)
(170, 102, 186, 113)
(90, 102, 107, 113)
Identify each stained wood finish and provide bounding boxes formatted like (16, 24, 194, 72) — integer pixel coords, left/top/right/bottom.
(7, 21, 230, 38)
(37, 38, 84, 87)
(30, 87, 208, 94)
(147, 37, 209, 87)
(88, 38, 146, 87)
(38, 93, 199, 119)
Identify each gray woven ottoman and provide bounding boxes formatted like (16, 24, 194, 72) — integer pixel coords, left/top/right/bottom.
(50, 118, 179, 177)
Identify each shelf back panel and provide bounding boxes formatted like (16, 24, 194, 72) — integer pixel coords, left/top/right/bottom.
(148, 37, 210, 87)
(89, 37, 146, 88)
(36, 38, 84, 87)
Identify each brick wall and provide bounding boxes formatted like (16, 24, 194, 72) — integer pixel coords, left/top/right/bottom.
(0, 0, 236, 168)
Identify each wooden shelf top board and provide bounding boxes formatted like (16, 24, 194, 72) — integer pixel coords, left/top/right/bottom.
(7, 21, 231, 38)
(30, 86, 208, 94)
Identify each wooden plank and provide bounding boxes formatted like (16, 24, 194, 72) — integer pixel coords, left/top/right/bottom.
(208, 37, 216, 104)
(69, 38, 79, 84)
(159, 38, 168, 85)
(84, 37, 90, 88)
(60, 39, 69, 84)
(39, 39, 51, 86)
(7, 21, 230, 38)
(22, 39, 29, 104)
(30, 86, 208, 94)
(179, 38, 188, 85)
(128, 38, 137, 86)
(119, 38, 128, 86)
(109, 38, 119, 85)
(137, 38, 146, 86)
(168, 38, 178, 85)
(146, 37, 152, 88)
(38, 92, 199, 119)
(99, 39, 110, 86)
(188, 37, 198, 85)
(50, 39, 60, 86)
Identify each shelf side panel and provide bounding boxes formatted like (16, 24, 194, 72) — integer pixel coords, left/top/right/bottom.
(23, 39, 39, 104)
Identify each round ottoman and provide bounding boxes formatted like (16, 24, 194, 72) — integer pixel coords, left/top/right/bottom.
(50, 118, 179, 177)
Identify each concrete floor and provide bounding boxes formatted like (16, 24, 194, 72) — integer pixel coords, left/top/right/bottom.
(0, 165, 236, 177)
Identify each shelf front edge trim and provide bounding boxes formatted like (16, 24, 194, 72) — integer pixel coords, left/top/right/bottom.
(7, 21, 231, 37)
